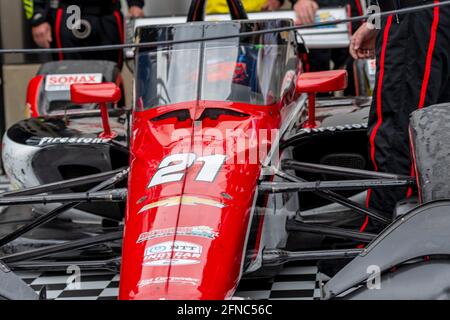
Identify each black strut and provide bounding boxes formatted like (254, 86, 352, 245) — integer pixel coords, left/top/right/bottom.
(0, 168, 127, 198)
(273, 169, 391, 224)
(261, 248, 363, 267)
(286, 219, 376, 243)
(259, 179, 414, 193)
(0, 189, 127, 206)
(226, 0, 249, 20)
(0, 169, 129, 248)
(0, 231, 123, 264)
(8, 257, 121, 273)
(282, 160, 414, 181)
(187, 0, 207, 22)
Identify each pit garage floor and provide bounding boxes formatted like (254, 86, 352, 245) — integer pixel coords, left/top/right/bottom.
(17, 262, 324, 300)
(14, 262, 324, 300)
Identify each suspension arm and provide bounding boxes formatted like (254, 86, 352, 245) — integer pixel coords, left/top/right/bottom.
(273, 169, 391, 224)
(261, 248, 363, 267)
(0, 167, 128, 198)
(259, 179, 414, 194)
(286, 219, 376, 242)
(0, 169, 129, 248)
(0, 231, 123, 264)
(8, 257, 121, 273)
(282, 160, 414, 181)
(0, 189, 127, 206)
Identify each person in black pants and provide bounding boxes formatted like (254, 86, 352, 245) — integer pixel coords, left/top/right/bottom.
(350, 0, 450, 230)
(25, 0, 145, 68)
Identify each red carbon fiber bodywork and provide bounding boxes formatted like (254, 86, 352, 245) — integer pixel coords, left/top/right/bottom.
(119, 100, 282, 300)
(26, 75, 45, 118)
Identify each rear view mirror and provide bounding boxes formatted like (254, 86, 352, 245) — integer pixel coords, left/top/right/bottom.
(296, 70, 348, 94)
(71, 83, 122, 139)
(71, 83, 121, 105)
(296, 70, 348, 128)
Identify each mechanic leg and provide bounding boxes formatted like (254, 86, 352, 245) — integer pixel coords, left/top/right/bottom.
(367, 7, 450, 230)
(55, 9, 95, 61)
(367, 14, 418, 227)
(99, 10, 125, 69)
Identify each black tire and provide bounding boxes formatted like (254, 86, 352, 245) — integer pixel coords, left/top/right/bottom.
(409, 103, 450, 203)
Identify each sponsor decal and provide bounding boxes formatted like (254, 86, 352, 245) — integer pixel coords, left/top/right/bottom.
(138, 196, 225, 214)
(137, 226, 218, 243)
(148, 154, 226, 188)
(146, 241, 201, 254)
(143, 241, 202, 267)
(143, 252, 201, 267)
(138, 277, 199, 288)
(298, 123, 368, 134)
(38, 137, 111, 146)
(45, 73, 102, 92)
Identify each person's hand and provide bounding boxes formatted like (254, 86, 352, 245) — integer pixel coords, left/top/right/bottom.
(349, 22, 378, 59)
(262, 0, 282, 11)
(294, 0, 319, 25)
(128, 6, 144, 18)
(32, 22, 52, 48)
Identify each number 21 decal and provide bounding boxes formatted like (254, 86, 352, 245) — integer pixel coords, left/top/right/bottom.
(148, 153, 226, 188)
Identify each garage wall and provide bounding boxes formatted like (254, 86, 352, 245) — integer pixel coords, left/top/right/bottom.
(0, 0, 27, 65)
(3, 64, 39, 127)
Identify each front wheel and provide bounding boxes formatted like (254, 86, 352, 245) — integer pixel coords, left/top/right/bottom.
(409, 103, 450, 203)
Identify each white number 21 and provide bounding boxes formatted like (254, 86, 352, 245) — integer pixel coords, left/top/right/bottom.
(148, 153, 226, 188)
